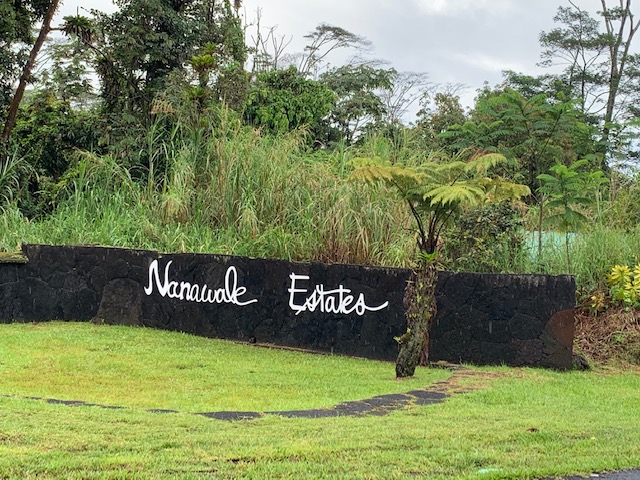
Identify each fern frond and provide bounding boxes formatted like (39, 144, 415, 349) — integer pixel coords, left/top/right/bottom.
(479, 178, 531, 201)
(425, 183, 485, 207)
(349, 165, 394, 184)
(349, 156, 389, 169)
(349, 161, 423, 190)
(465, 152, 508, 175)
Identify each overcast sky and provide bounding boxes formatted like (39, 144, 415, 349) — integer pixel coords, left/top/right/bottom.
(57, 0, 604, 115)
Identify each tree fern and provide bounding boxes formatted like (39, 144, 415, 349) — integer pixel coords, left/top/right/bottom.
(350, 150, 530, 254)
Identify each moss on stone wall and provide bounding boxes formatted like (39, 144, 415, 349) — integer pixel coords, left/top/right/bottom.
(0, 252, 28, 264)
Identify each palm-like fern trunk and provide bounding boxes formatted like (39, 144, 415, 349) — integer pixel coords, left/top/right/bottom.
(396, 262, 437, 378)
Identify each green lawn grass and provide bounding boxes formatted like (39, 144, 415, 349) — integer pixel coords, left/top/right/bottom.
(0, 322, 639, 479)
(0, 322, 448, 412)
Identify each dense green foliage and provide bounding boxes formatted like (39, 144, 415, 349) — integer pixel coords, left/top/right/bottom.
(244, 67, 335, 135)
(442, 202, 526, 273)
(94, 0, 247, 118)
(442, 89, 599, 193)
(2, 0, 640, 306)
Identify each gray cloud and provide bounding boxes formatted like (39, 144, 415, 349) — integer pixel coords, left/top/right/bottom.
(243, 1, 602, 97)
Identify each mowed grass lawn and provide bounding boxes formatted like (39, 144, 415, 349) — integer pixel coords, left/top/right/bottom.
(0, 322, 639, 479)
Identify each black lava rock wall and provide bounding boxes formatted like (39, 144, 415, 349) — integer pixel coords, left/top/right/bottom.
(431, 271, 575, 369)
(0, 244, 575, 368)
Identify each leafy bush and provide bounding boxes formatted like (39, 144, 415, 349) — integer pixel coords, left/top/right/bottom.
(607, 264, 640, 309)
(244, 67, 335, 135)
(442, 202, 526, 273)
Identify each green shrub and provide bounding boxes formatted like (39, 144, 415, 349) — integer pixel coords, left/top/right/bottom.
(607, 264, 640, 309)
(442, 202, 526, 273)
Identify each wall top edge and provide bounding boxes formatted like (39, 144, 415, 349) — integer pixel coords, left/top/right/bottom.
(17, 243, 575, 281)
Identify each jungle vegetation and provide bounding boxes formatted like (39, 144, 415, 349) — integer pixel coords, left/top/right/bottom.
(2, 0, 640, 365)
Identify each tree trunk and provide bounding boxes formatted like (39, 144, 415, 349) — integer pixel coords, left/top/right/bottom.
(537, 195, 544, 260)
(565, 230, 572, 274)
(395, 262, 437, 378)
(1, 0, 60, 145)
(599, 0, 640, 153)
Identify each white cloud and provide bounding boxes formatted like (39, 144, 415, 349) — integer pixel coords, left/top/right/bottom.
(57, 0, 117, 19)
(412, 0, 514, 15)
(449, 52, 526, 74)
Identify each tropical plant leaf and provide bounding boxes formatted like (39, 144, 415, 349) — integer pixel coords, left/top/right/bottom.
(349, 159, 423, 190)
(425, 183, 485, 207)
(477, 177, 531, 201)
(465, 152, 508, 175)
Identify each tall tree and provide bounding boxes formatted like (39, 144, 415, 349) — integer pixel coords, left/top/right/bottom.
(93, 0, 247, 118)
(539, 1, 607, 115)
(599, 0, 640, 145)
(296, 23, 372, 78)
(319, 64, 394, 144)
(415, 88, 467, 150)
(539, 0, 640, 164)
(247, 10, 292, 76)
(2, 0, 60, 146)
(378, 71, 430, 125)
(0, 0, 55, 114)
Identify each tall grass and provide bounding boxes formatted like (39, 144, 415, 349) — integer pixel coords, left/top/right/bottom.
(538, 225, 640, 292)
(443, 225, 640, 294)
(0, 150, 32, 207)
(0, 104, 414, 267)
(3, 101, 639, 292)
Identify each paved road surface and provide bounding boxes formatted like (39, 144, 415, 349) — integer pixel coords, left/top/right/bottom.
(543, 470, 640, 480)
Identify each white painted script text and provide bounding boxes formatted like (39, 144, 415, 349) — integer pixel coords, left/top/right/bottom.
(288, 273, 389, 316)
(144, 259, 258, 306)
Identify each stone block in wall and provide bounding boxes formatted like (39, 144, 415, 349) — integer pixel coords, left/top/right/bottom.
(94, 278, 143, 326)
(430, 271, 575, 369)
(0, 263, 20, 321)
(13, 244, 151, 322)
